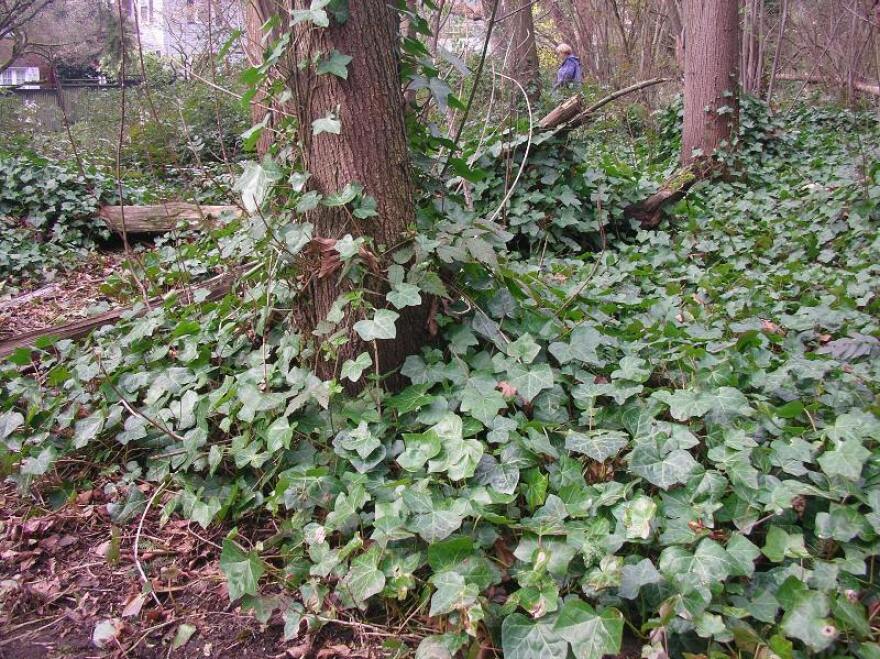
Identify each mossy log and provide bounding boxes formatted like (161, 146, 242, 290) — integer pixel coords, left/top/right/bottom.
(624, 166, 699, 228)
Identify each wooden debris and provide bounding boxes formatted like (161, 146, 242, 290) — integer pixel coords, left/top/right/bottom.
(538, 95, 584, 130)
(777, 74, 880, 97)
(0, 271, 239, 358)
(538, 77, 673, 133)
(624, 165, 699, 228)
(99, 204, 242, 234)
(0, 284, 60, 313)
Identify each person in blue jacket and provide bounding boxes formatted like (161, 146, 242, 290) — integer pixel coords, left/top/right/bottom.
(553, 43, 583, 91)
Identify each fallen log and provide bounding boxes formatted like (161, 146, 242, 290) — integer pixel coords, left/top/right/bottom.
(777, 74, 880, 97)
(624, 165, 699, 229)
(538, 77, 674, 133)
(0, 271, 239, 358)
(0, 284, 60, 313)
(99, 204, 242, 234)
(538, 95, 584, 130)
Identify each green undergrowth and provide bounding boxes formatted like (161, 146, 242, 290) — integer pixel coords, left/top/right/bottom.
(2, 105, 880, 658)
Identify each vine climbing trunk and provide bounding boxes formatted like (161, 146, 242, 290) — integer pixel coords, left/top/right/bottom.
(681, 0, 740, 166)
(287, 0, 430, 389)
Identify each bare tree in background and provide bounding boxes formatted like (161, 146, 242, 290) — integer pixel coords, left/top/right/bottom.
(681, 0, 740, 166)
(481, 0, 541, 103)
(0, 0, 57, 73)
(741, 0, 765, 95)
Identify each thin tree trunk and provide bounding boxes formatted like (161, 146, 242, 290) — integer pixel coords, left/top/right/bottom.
(490, 0, 542, 103)
(681, 0, 741, 166)
(766, 0, 789, 103)
(244, 0, 277, 157)
(287, 0, 429, 387)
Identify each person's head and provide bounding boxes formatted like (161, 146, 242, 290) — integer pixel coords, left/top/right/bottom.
(556, 43, 573, 60)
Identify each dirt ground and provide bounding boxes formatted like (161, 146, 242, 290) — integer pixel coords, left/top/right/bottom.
(0, 251, 126, 342)
(0, 481, 393, 659)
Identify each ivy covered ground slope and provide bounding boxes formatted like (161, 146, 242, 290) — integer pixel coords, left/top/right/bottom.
(2, 105, 880, 658)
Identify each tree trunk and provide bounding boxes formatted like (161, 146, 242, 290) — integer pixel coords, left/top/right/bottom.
(287, 0, 430, 388)
(485, 0, 542, 104)
(741, 0, 765, 96)
(506, 0, 542, 104)
(681, 0, 740, 166)
(244, 0, 278, 157)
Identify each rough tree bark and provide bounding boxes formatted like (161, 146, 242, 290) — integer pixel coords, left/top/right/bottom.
(287, 0, 430, 387)
(681, 0, 741, 166)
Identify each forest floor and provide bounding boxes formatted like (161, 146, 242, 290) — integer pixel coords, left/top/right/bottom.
(0, 481, 385, 659)
(0, 252, 126, 342)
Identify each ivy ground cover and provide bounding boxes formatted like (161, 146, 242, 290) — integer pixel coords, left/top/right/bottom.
(2, 106, 880, 658)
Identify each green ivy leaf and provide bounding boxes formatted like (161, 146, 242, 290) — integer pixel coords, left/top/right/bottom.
(315, 49, 352, 79)
(312, 112, 341, 136)
(554, 599, 624, 659)
(220, 540, 264, 602)
(502, 613, 568, 659)
(341, 352, 373, 382)
(565, 429, 629, 462)
(353, 309, 399, 341)
(387, 283, 422, 310)
(341, 547, 385, 606)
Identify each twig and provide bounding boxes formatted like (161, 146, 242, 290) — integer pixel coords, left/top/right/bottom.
(135, 482, 167, 608)
(486, 70, 534, 225)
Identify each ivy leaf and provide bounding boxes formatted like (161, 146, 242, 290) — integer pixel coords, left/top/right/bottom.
(502, 613, 568, 659)
(554, 600, 624, 659)
(341, 352, 373, 382)
(565, 430, 629, 462)
(220, 540, 264, 602)
(292, 0, 330, 27)
(653, 389, 712, 421)
(780, 583, 836, 651)
(618, 559, 663, 599)
(410, 508, 465, 543)
(0, 410, 23, 440)
(507, 363, 554, 403)
(316, 50, 352, 79)
(506, 334, 541, 364)
(659, 539, 732, 586)
(818, 439, 870, 480)
(429, 571, 479, 617)
(387, 283, 422, 310)
(397, 430, 442, 472)
(354, 309, 399, 341)
(628, 440, 699, 489)
(726, 533, 760, 577)
(312, 112, 341, 136)
(20, 446, 57, 476)
(460, 380, 506, 425)
(341, 547, 385, 606)
(323, 182, 362, 207)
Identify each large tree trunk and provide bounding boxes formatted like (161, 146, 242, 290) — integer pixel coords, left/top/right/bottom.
(287, 0, 429, 388)
(681, 0, 741, 166)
